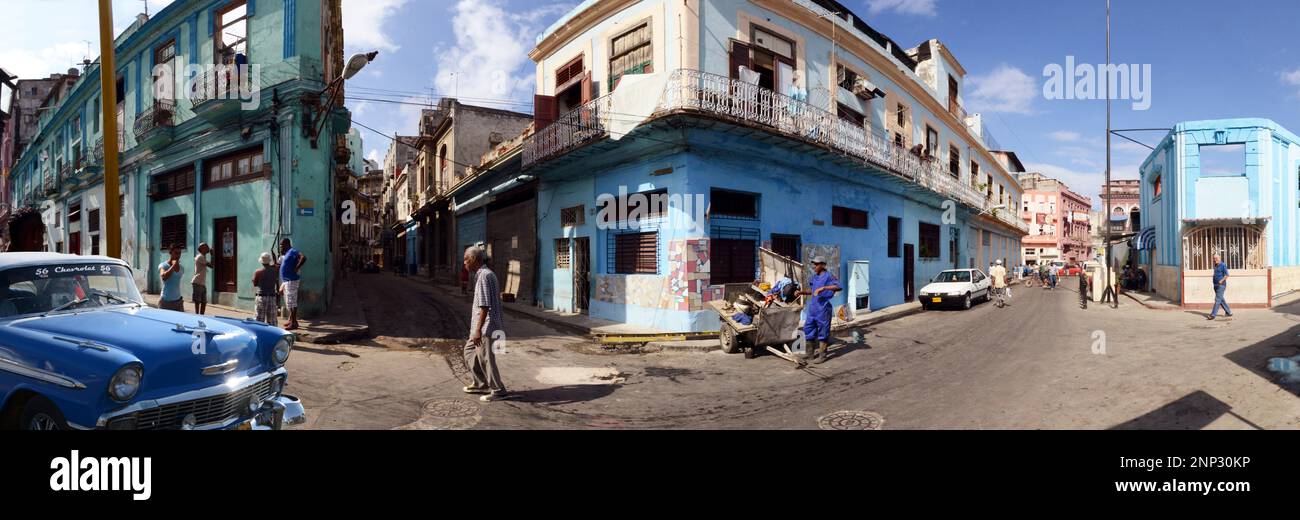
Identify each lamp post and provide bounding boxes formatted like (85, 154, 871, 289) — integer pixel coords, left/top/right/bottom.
(310, 51, 377, 148)
(97, 0, 122, 259)
(1104, 0, 1117, 308)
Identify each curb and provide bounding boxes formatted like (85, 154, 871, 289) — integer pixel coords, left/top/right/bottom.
(645, 340, 721, 353)
(1122, 292, 1181, 311)
(498, 304, 596, 337)
(831, 304, 924, 333)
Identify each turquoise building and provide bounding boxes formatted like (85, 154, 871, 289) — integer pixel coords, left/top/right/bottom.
(1138, 118, 1300, 308)
(7, 0, 350, 316)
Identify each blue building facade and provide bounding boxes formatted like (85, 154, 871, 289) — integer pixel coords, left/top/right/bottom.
(1138, 118, 1300, 308)
(521, 0, 1027, 332)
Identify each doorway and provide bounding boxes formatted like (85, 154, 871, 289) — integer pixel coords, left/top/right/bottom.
(213, 217, 238, 294)
(573, 237, 590, 313)
(903, 244, 915, 302)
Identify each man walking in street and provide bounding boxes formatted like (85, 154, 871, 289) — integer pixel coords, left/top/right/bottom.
(278, 238, 306, 330)
(990, 260, 1008, 307)
(158, 244, 185, 312)
(192, 243, 212, 315)
(1209, 253, 1232, 320)
(799, 256, 842, 364)
(463, 245, 508, 401)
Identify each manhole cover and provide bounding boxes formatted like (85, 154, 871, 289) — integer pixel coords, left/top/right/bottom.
(818, 411, 885, 430)
(423, 399, 480, 418)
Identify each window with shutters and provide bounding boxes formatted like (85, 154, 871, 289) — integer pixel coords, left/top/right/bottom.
(597, 189, 668, 223)
(555, 55, 584, 90)
(555, 238, 571, 268)
(918, 222, 941, 259)
(561, 205, 585, 227)
(924, 126, 938, 158)
(150, 167, 195, 200)
(609, 22, 652, 91)
(948, 145, 961, 177)
(888, 217, 901, 258)
(160, 214, 187, 250)
(205, 146, 266, 189)
(831, 206, 868, 229)
(710, 238, 757, 284)
(611, 231, 658, 274)
(970, 160, 980, 188)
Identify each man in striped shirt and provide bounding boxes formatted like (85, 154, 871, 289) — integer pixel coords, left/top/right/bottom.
(463, 245, 508, 401)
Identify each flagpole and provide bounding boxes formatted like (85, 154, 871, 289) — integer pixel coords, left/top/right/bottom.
(98, 0, 122, 259)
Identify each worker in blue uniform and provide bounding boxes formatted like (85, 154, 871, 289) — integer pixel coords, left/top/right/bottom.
(799, 256, 842, 364)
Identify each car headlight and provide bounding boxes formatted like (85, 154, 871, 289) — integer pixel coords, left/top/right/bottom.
(108, 365, 142, 402)
(272, 336, 293, 366)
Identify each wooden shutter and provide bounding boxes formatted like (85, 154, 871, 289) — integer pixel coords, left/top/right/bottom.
(534, 94, 558, 131)
(615, 232, 657, 274)
(580, 72, 593, 104)
(729, 40, 751, 80)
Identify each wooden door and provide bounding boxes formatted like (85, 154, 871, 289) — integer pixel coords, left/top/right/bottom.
(214, 217, 238, 293)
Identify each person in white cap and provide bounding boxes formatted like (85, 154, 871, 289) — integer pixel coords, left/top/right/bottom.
(989, 259, 1008, 307)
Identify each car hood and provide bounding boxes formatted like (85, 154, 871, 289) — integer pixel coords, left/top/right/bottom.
(5, 305, 262, 391)
(920, 282, 973, 294)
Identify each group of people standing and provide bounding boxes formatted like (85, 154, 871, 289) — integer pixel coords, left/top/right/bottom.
(156, 238, 307, 330)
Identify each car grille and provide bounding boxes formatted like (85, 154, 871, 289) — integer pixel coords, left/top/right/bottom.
(128, 377, 275, 430)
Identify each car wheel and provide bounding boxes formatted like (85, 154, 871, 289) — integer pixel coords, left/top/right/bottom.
(19, 396, 68, 431)
(963, 293, 972, 310)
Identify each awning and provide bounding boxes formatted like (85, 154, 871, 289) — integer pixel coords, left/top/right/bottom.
(1133, 226, 1157, 251)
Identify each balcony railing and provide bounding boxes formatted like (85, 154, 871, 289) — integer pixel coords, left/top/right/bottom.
(189, 67, 241, 108)
(522, 69, 1018, 218)
(133, 100, 176, 139)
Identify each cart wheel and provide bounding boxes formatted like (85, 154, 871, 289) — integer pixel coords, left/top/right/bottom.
(743, 347, 757, 359)
(720, 324, 741, 354)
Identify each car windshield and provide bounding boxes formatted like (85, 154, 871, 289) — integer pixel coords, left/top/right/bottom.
(933, 271, 971, 283)
(0, 263, 143, 318)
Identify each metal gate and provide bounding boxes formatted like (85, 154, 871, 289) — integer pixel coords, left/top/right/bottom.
(1182, 225, 1265, 270)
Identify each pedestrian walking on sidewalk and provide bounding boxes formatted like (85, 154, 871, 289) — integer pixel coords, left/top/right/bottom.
(463, 245, 508, 401)
(192, 243, 212, 315)
(1208, 253, 1233, 320)
(253, 252, 281, 326)
(157, 244, 185, 312)
(799, 256, 842, 364)
(278, 238, 307, 330)
(990, 260, 1008, 307)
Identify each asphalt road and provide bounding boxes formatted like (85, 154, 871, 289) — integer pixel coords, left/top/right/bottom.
(286, 273, 1300, 430)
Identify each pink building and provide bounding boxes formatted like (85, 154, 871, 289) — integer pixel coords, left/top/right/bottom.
(1017, 173, 1092, 265)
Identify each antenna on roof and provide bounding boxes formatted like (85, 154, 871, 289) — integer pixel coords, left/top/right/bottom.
(141, 0, 149, 16)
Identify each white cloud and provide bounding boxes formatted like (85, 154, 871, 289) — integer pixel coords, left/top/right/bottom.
(966, 65, 1037, 115)
(1048, 131, 1081, 142)
(866, 0, 938, 16)
(366, 149, 380, 163)
(431, 0, 575, 109)
(1282, 68, 1300, 95)
(343, 0, 409, 53)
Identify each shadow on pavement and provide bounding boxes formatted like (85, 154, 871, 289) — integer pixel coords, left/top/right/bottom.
(1109, 390, 1257, 430)
(510, 384, 620, 406)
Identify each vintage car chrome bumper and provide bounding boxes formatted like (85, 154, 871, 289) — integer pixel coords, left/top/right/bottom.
(92, 367, 305, 430)
(240, 394, 306, 430)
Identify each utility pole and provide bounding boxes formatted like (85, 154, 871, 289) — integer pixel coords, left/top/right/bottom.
(1104, 0, 1116, 308)
(98, 0, 122, 259)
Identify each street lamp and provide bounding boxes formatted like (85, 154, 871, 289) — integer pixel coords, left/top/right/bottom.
(311, 51, 378, 147)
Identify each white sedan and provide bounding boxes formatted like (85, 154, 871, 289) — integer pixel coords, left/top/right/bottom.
(919, 269, 992, 310)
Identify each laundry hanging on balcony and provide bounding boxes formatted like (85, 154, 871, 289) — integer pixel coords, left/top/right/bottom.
(608, 72, 668, 141)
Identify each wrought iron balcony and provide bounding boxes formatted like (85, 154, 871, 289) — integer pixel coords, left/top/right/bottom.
(524, 69, 994, 213)
(189, 67, 246, 122)
(133, 100, 177, 152)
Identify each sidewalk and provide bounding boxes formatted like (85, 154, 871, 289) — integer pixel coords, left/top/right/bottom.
(1122, 290, 1183, 311)
(142, 276, 370, 344)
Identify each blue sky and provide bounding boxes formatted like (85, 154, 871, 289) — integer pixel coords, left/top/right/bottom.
(6, 0, 1300, 206)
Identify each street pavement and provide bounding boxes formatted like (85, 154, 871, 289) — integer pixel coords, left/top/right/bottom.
(286, 272, 1300, 430)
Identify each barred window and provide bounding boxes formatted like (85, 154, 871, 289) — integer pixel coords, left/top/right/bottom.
(612, 231, 658, 274)
(609, 22, 652, 91)
(555, 238, 571, 269)
(561, 205, 585, 227)
(919, 222, 941, 259)
(160, 214, 187, 250)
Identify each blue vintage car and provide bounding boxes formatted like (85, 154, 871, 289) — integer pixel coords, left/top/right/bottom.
(0, 252, 304, 430)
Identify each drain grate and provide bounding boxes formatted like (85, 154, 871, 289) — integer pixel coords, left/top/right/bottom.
(818, 411, 885, 430)
(423, 399, 480, 418)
